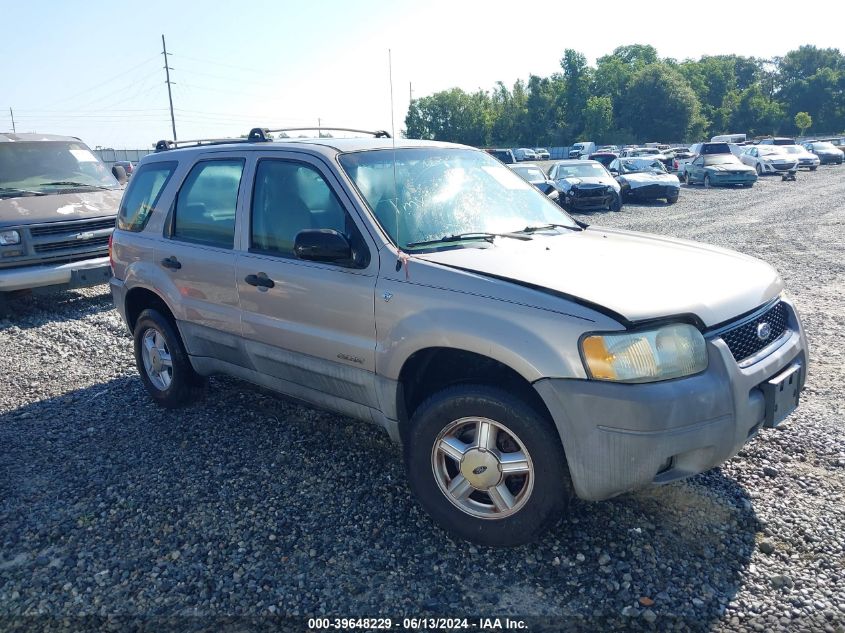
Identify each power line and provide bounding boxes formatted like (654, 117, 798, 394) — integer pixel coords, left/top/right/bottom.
(172, 52, 265, 75)
(162, 34, 177, 140)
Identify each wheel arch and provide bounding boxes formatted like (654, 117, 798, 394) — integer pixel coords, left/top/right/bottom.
(395, 347, 556, 445)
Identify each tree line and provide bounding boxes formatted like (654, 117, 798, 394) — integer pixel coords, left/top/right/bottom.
(404, 44, 845, 147)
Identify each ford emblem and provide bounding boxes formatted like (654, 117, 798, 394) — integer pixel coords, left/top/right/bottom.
(472, 465, 488, 475)
(756, 322, 772, 341)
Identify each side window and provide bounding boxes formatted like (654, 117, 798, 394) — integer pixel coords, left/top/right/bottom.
(693, 157, 703, 166)
(117, 161, 176, 231)
(250, 160, 369, 268)
(172, 159, 244, 249)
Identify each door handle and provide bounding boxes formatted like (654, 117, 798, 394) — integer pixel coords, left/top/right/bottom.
(161, 256, 181, 270)
(244, 272, 275, 289)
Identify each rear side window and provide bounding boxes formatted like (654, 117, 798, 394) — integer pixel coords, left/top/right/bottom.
(117, 162, 176, 231)
(172, 159, 244, 249)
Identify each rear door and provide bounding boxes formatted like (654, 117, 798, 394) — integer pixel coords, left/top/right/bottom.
(157, 152, 250, 366)
(235, 152, 379, 409)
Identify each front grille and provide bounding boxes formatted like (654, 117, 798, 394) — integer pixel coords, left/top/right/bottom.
(572, 186, 608, 198)
(29, 217, 115, 237)
(720, 302, 789, 362)
(34, 235, 110, 254)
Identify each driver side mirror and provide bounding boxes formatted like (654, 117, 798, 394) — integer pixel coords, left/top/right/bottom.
(294, 229, 351, 263)
(609, 168, 619, 175)
(111, 165, 127, 185)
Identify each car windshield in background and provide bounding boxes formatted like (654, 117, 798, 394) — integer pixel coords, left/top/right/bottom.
(0, 141, 119, 193)
(812, 142, 837, 150)
(702, 143, 731, 154)
(704, 155, 742, 166)
(339, 148, 576, 250)
(620, 159, 666, 173)
(632, 148, 660, 155)
(512, 166, 546, 182)
(782, 146, 805, 154)
(554, 163, 607, 178)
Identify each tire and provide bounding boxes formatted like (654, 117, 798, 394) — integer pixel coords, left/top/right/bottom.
(704, 174, 712, 188)
(810, 166, 818, 171)
(609, 191, 622, 212)
(133, 308, 206, 408)
(756, 163, 763, 176)
(405, 384, 572, 546)
(667, 193, 679, 204)
(684, 171, 692, 185)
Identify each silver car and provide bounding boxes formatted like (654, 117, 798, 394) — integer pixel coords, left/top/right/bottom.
(110, 130, 808, 546)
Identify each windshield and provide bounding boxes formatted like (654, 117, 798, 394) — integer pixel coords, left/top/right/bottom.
(703, 155, 741, 166)
(620, 159, 666, 173)
(338, 148, 576, 250)
(812, 142, 836, 150)
(0, 141, 119, 194)
(553, 162, 607, 178)
(782, 146, 805, 154)
(633, 148, 660, 155)
(512, 166, 546, 182)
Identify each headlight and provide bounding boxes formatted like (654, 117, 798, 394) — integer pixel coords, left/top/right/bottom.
(580, 323, 707, 383)
(0, 229, 21, 245)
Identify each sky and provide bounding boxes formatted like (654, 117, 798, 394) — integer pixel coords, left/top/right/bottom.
(2, 0, 844, 148)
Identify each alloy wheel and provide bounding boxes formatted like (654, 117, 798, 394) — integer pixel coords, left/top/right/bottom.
(431, 417, 534, 519)
(140, 327, 173, 390)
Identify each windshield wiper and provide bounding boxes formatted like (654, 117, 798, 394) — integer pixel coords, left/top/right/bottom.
(406, 231, 532, 248)
(37, 181, 113, 190)
(517, 223, 582, 234)
(0, 186, 48, 197)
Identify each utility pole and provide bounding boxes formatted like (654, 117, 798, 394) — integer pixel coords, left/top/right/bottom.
(318, 117, 321, 136)
(409, 82, 413, 103)
(9, 107, 15, 133)
(161, 34, 177, 140)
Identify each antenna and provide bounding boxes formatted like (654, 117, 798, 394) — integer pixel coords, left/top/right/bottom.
(389, 49, 399, 245)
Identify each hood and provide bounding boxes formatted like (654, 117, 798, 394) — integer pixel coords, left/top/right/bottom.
(708, 164, 755, 173)
(558, 176, 616, 189)
(416, 227, 782, 327)
(620, 172, 679, 185)
(0, 189, 123, 227)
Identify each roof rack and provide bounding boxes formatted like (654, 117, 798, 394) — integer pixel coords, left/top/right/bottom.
(247, 127, 391, 142)
(155, 126, 391, 152)
(154, 137, 246, 152)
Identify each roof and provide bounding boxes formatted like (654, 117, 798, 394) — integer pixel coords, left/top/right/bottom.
(151, 135, 466, 158)
(0, 133, 82, 143)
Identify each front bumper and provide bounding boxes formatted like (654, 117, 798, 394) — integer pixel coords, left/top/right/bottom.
(566, 189, 614, 210)
(626, 184, 678, 200)
(0, 256, 112, 292)
(534, 298, 808, 501)
(710, 173, 758, 186)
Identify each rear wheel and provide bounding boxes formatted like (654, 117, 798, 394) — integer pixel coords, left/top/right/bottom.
(756, 163, 763, 176)
(684, 171, 692, 185)
(133, 308, 206, 408)
(405, 384, 572, 546)
(704, 174, 712, 188)
(609, 191, 622, 212)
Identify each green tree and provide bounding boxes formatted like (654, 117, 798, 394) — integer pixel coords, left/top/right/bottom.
(558, 49, 591, 139)
(619, 63, 702, 141)
(728, 85, 784, 136)
(794, 111, 812, 136)
(582, 96, 613, 142)
(403, 88, 492, 146)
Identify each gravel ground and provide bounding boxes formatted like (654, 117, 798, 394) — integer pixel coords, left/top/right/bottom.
(1, 166, 843, 632)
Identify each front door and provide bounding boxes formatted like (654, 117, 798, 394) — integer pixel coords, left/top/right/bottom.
(235, 154, 379, 409)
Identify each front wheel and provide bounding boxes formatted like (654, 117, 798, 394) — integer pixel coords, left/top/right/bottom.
(810, 166, 818, 171)
(704, 174, 712, 188)
(684, 171, 692, 185)
(609, 191, 622, 212)
(405, 385, 572, 546)
(133, 308, 206, 408)
(756, 163, 763, 176)
(667, 193, 679, 204)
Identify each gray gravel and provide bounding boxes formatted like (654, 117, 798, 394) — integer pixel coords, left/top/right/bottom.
(1, 166, 844, 632)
